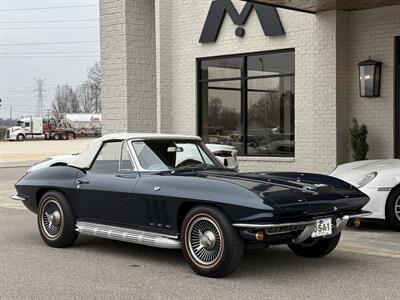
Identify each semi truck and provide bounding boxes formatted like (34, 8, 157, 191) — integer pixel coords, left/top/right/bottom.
(5, 114, 102, 141)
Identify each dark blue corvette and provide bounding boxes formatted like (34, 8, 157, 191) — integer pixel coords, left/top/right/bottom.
(12, 133, 370, 277)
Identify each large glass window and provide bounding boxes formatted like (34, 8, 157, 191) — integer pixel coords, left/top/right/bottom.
(198, 50, 295, 157)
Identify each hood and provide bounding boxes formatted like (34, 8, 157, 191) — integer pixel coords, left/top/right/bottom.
(188, 170, 368, 217)
(331, 159, 400, 184)
(9, 126, 22, 131)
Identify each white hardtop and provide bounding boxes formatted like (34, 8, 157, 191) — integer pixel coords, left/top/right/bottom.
(69, 133, 201, 169)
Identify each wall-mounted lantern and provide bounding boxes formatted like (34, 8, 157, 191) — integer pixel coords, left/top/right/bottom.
(358, 59, 382, 97)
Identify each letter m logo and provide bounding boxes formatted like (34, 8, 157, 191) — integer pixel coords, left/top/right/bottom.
(199, 0, 285, 43)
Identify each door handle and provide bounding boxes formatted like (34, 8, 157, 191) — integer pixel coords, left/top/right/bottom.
(76, 179, 90, 185)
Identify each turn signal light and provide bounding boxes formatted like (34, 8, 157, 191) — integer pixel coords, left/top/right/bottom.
(255, 231, 264, 241)
(353, 218, 361, 227)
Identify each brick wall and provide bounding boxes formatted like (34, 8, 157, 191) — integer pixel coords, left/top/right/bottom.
(100, 0, 156, 134)
(161, 1, 341, 174)
(100, 0, 400, 173)
(345, 6, 400, 160)
(100, 0, 129, 133)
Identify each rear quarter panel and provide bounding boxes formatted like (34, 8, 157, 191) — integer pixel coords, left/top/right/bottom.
(15, 166, 79, 213)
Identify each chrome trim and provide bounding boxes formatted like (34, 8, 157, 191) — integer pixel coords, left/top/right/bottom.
(10, 194, 26, 201)
(377, 187, 391, 192)
(330, 215, 350, 237)
(347, 212, 372, 219)
(293, 222, 317, 244)
(232, 220, 316, 229)
(76, 221, 181, 249)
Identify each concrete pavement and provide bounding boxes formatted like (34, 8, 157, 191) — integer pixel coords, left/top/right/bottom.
(0, 139, 91, 162)
(1, 162, 400, 299)
(0, 207, 399, 299)
(0, 166, 27, 210)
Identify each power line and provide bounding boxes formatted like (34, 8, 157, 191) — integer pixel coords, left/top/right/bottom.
(0, 5, 98, 12)
(0, 26, 98, 30)
(0, 19, 99, 24)
(0, 81, 82, 93)
(0, 55, 98, 58)
(0, 40, 99, 46)
(0, 82, 88, 91)
(0, 51, 99, 55)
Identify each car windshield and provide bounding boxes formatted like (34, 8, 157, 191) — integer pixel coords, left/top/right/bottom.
(131, 140, 221, 171)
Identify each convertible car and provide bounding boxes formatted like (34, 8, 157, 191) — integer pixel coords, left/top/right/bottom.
(12, 133, 370, 277)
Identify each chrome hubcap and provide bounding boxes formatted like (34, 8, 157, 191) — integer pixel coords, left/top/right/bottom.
(395, 196, 400, 222)
(188, 216, 222, 266)
(41, 199, 63, 238)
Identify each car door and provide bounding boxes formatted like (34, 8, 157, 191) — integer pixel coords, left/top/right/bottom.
(75, 140, 141, 226)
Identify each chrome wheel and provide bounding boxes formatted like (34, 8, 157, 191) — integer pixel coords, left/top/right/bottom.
(395, 196, 400, 222)
(41, 199, 63, 239)
(187, 216, 223, 266)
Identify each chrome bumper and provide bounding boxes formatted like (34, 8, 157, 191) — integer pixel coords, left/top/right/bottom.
(10, 194, 27, 201)
(233, 212, 372, 244)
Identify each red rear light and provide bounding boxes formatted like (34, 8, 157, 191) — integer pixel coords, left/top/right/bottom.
(213, 151, 232, 157)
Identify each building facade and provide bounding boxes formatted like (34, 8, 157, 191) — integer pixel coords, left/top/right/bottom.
(100, 0, 400, 173)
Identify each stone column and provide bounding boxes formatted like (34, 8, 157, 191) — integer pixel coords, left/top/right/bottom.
(100, 0, 156, 134)
(155, 0, 172, 133)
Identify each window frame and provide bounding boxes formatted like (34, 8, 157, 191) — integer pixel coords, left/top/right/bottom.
(89, 140, 137, 173)
(197, 48, 295, 157)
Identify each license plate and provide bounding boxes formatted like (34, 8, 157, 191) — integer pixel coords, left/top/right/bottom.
(312, 218, 332, 238)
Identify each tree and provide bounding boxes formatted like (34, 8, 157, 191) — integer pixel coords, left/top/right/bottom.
(85, 61, 101, 112)
(208, 97, 222, 125)
(51, 85, 79, 119)
(76, 82, 97, 113)
(51, 61, 102, 117)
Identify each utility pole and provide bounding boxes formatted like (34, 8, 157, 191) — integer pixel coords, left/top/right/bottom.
(34, 78, 46, 117)
(9, 106, 12, 126)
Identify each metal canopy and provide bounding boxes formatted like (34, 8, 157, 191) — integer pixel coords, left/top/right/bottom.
(245, 0, 400, 13)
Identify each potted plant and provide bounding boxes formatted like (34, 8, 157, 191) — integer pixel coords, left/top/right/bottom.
(350, 118, 369, 161)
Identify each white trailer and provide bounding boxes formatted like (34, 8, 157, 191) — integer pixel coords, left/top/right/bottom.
(62, 113, 102, 137)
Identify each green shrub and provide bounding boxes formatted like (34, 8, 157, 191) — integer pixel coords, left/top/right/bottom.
(0, 128, 6, 140)
(350, 118, 369, 161)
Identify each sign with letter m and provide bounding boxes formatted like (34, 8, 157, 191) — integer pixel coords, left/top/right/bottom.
(199, 0, 285, 43)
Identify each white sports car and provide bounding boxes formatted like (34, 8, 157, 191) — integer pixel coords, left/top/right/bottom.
(28, 144, 239, 173)
(331, 159, 400, 231)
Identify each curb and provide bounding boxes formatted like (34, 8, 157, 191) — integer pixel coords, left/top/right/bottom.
(0, 161, 35, 169)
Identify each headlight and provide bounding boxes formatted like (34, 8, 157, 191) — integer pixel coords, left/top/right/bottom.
(353, 172, 377, 188)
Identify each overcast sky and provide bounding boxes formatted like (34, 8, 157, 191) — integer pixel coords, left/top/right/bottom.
(0, 0, 100, 120)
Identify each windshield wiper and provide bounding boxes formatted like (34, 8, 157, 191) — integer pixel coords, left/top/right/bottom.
(172, 163, 227, 173)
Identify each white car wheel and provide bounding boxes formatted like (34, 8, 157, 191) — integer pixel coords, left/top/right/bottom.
(386, 189, 400, 231)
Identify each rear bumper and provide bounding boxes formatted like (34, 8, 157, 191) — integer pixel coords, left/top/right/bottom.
(233, 211, 371, 244)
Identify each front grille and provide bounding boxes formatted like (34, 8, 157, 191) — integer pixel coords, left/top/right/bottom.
(266, 224, 306, 235)
(5, 129, 10, 138)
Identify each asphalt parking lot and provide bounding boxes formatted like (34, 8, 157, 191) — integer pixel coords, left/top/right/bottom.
(0, 141, 400, 299)
(1, 208, 400, 299)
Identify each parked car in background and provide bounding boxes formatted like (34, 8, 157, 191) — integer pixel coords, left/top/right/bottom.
(14, 133, 369, 277)
(206, 144, 238, 170)
(331, 159, 400, 230)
